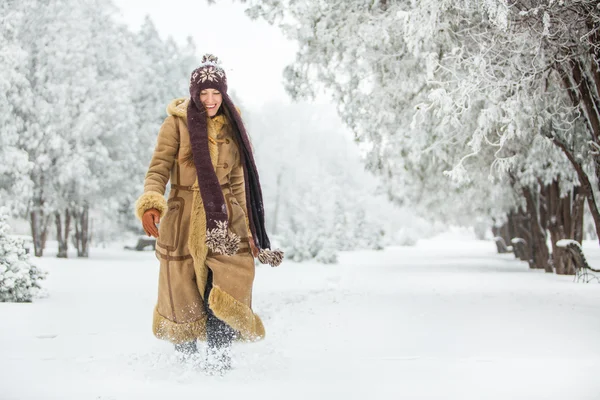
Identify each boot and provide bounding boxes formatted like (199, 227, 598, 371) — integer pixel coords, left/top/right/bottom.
(203, 312, 236, 373)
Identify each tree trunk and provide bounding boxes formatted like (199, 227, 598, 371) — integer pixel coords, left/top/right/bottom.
(72, 212, 80, 255)
(55, 209, 71, 258)
(56, 211, 66, 258)
(523, 186, 551, 272)
(557, 59, 600, 203)
(30, 209, 44, 257)
(547, 181, 567, 274)
(80, 205, 89, 258)
(510, 209, 531, 263)
(507, 211, 518, 242)
(566, 191, 586, 275)
(29, 184, 52, 258)
(572, 192, 585, 243)
(549, 137, 600, 246)
(72, 204, 90, 258)
(569, 59, 600, 143)
(500, 220, 510, 245)
(65, 209, 71, 253)
(28, 172, 52, 257)
(545, 180, 585, 275)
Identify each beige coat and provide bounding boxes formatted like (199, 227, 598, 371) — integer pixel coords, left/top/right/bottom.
(135, 98, 264, 344)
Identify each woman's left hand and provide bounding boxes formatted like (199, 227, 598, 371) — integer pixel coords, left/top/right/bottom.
(249, 236, 259, 257)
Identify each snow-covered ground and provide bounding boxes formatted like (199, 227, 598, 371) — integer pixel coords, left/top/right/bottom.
(1, 233, 600, 400)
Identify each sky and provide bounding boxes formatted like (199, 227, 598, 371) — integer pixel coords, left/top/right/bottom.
(111, 0, 356, 145)
(112, 0, 298, 106)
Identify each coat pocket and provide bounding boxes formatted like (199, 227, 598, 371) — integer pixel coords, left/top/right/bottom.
(225, 194, 248, 240)
(157, 197, 184, 252)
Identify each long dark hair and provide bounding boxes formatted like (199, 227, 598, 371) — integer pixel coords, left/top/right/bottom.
(219, 99, 253, 152)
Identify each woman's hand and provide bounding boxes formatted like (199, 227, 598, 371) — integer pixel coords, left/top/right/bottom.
(142, 208, 161, 238)
(249, 236, 259, 257)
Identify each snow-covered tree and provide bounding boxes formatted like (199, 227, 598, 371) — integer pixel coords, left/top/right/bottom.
(0, 208, 46, 302)
(3, 0, 141, 256)
(1, 0, 199, 256)
(0, 0, 34, 216)
(119, 17, 199, 236)
(233, 0, 600, 274)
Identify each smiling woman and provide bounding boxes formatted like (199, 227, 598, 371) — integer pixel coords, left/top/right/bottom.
(200, 89, 223, 117)
(134, 54, 283, 374)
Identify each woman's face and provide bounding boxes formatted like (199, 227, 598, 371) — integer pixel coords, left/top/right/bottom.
(199, 88, 222, 117)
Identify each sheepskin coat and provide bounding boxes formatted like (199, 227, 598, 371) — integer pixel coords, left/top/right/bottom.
(135, 98, 264, 344)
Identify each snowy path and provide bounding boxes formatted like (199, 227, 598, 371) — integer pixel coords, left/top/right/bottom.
(1, 236, 599, 400)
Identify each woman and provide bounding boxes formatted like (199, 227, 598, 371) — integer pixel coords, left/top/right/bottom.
(135, 54, 283, 372)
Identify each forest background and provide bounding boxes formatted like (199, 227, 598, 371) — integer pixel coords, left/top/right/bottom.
(2, 0, 599, 275)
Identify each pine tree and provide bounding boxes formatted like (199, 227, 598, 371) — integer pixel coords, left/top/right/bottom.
(0, 208, 46, 302)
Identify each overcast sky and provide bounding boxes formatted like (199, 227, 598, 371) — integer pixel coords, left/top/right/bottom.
(112, 0, 298, 106)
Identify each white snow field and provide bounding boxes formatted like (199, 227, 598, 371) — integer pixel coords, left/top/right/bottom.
(1, 233, 599, 400)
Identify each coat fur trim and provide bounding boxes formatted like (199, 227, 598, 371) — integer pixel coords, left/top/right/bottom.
(166, 97, 189, 118)
(208, 284, 265, 341)
(152, 307, 207, 344)
(189, 190, 210, 300)
(135, 191, 167, 221)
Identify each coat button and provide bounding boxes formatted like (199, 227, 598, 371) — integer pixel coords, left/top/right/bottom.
(223, 163, 229, 168)
(225, 139, 230, 144)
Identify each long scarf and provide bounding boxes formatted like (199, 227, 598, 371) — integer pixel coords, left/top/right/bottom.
(187, 95, 283, 267)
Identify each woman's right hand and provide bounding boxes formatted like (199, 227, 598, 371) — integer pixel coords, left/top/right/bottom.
(142, 208, 161, 238)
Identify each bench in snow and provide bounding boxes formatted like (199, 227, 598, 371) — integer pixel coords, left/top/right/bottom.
(556, 240, 599, 273)
(124, 237, 156, 251)
(493, 237, 513, 253)
(510, 237, 528, 260)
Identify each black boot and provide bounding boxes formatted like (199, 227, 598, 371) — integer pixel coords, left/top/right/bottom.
(204, 312, 235, 372)
(206, 312, 236, 349)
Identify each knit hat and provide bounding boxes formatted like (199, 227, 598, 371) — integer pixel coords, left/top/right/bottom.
(189, 54, 227, 105)
(187, 54, 283, 267)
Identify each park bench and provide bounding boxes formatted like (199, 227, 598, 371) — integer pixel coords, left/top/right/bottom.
(557, 240, 599, 282)
(510, 237, 528, 261)
(493, 236, 513, 253)
(124, 236, 156, 251)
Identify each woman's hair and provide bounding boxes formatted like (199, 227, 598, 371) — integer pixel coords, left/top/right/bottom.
(220, 101, 242, 145)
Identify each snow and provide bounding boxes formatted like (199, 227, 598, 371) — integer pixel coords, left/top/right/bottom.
(557, 239, 581, 248)
(1, 234, 600, 399)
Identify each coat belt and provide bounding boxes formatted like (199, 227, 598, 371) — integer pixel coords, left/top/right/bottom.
(170, 183, 198, 191)
(171, 183, 232, 192)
